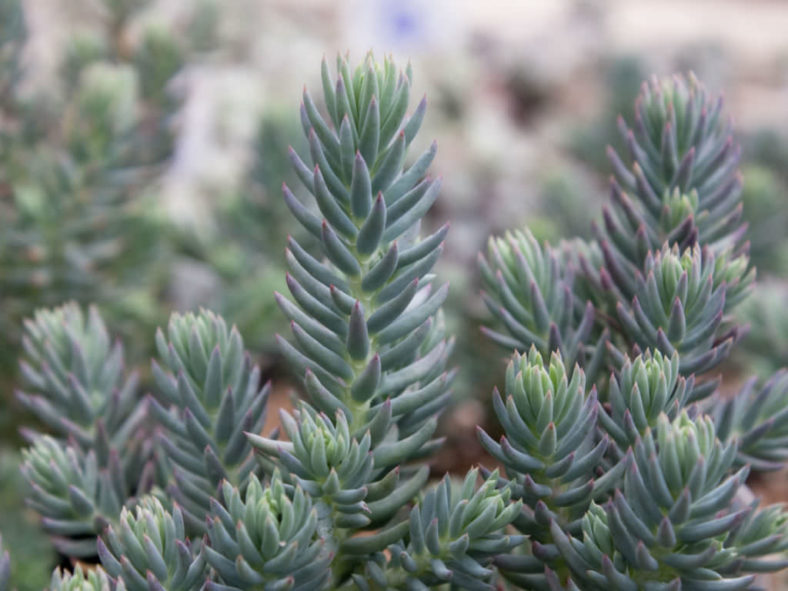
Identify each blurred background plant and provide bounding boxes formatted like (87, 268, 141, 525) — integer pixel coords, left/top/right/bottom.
(174, 109, 303, 360)
(0, 0, 188, 431)
(1, 0, 787, 588)
(0, 0, 209, 584)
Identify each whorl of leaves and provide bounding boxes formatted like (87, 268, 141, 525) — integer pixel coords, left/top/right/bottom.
(149, 310, 271, 534)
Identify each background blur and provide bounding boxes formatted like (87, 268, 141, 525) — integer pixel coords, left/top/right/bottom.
(2, 0, 788, 587)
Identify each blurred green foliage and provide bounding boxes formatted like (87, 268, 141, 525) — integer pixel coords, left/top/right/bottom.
(0, 0, 185, 384)
(568, 55, 646, 173)
(0, 450, 54, 590)
(736, 282, 788, 378)
(741, 147, 788, 277)
(734, 131, 788, 377)
(0, 0, 229, 437)
(0, 0, 223, 579)
(179, 110, 310, 359)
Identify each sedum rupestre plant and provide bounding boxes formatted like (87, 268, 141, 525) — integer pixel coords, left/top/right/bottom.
(479, 71, 788, 590)
(148, 310, 271, 535)
(47, 565, 123, 591)
(1, 55, 786, 591)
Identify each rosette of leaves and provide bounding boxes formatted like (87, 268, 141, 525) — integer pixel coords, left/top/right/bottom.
(478, 229, 607, 382)
(476, 348, 624, 588)
(21, 436, 129, 557)
(614, 244, 752, 399)
(600, 350, 691, 450)
(552, 412, 768, 590)
(248, 405, 374, 529)
(204, 471, 331, 590)
(49, 565, 124, 591)
(479, 349, 616, 532)
(98, 496, 207, 591)
(248, 404, 429, 532)
(711, 370, 788, 471)
(361, 469, 523, 591)
(599, 73, 746, 285)
(149, 310, 270, 534)
(15, 304, 146, 460)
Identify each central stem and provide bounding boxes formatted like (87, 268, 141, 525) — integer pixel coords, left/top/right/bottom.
(344, 248, 380, 436)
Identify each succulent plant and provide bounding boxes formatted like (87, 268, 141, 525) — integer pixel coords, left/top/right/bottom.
(602, 73, 746, 276)
(98, 496, 207, 591)
(204, 471, 331, 590)
(563, 75, 757, 402)
(477, 349, 626, 588)
(248, 404, 428, 532)
(48, 565, 123, 591)
(599, 349, 691, 450)
(16, 303, 145, 458)
(368, 470, 524, 590)
(14, 306, 149, 560)
(478, 349, 616, 534)
(14, 303, 152, 557)
(2, 55, 787, 591)
(479, 229, 608, 382)
(278, 53, 452, 443)
(552, 412, 754, 590)
(149, 310, 270, 534)
(475, 70, 786, 589)
(21, 436, 130, 557)
(612, 244, 752, 398)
